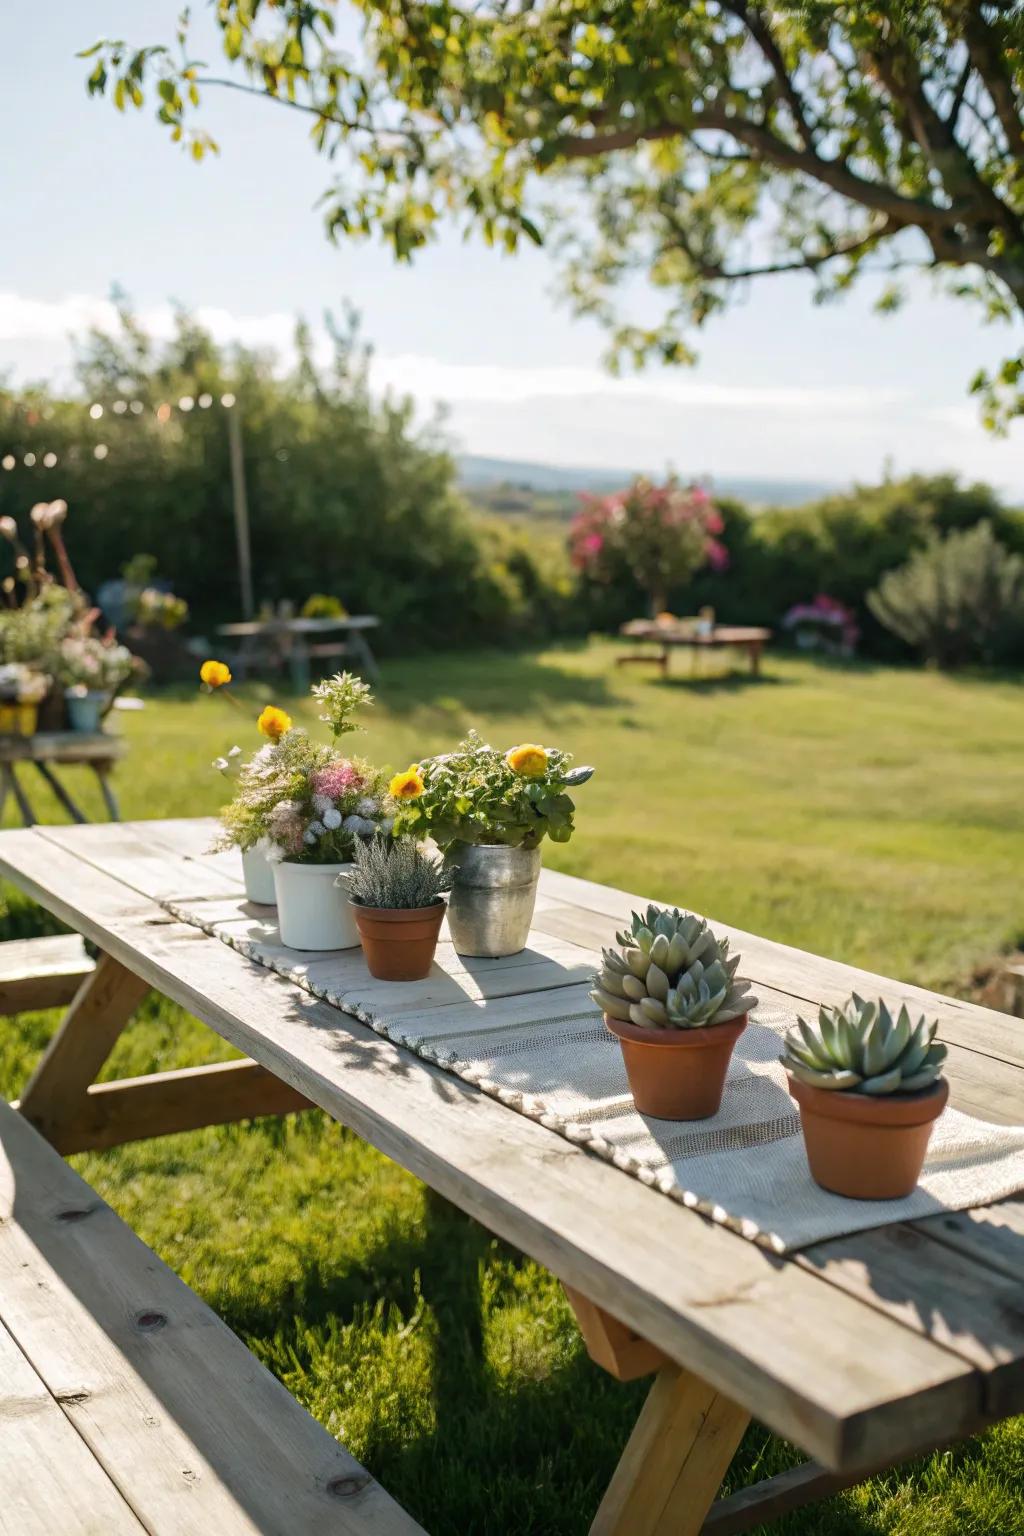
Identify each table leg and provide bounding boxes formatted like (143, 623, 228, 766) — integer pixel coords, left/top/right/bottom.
(92, 763, 120, 821)
(748, 642, 762, 678)
(348, 630, 380, 682)
(590, 1362, 750, 1536)
(3, 764, 37, 827)
(16, 953, 152, 1147)
(288, 638, 312, 693)
(34, 762, 88, 824)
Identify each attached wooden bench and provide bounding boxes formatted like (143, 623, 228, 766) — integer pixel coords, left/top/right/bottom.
(0, 1097, 426, 1536)
(0, 934, 95, 1014)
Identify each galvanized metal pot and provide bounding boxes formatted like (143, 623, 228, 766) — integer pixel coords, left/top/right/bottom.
(446, 842, 541, 957)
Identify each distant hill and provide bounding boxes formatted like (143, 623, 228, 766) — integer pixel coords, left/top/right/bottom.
(457, 454, 841, 509)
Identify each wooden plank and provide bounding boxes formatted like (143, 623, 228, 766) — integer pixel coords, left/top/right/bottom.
(563, 1286, 668, 1382)
(16, 952, 151, 1146)
(590, 1364, 749, 1536)
(36, 1058, 313, 1155)
(0, 933, 94, 1014)
(0, 826, 983, 1473)
(0, 1316, 147, 1536)
(701, 1460, 858, 1536)
(34, 822, 243, 903)
(0, 732, 125, 764)
(916, 1198, 1024, 1285)
(535, 873, 1024, 1070)
(0, 1098, 425, 1536)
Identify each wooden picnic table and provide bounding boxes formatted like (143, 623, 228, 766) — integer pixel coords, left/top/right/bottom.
(217, 615, 381, 689)
(0, 732, 124, 826)
(619, 620, 772, 677)
(1, 816, 1023, 1536)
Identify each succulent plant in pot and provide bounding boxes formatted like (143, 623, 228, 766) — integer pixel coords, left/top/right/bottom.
(347, 836, 452, 981)
(780, 994, 949, 1200)
(593, 906, 758, 1119)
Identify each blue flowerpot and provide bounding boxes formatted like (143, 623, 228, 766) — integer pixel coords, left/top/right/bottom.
(66, 692, 108, 733)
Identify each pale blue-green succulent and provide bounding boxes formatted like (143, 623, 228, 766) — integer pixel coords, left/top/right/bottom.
(780, 994, 947, 1094)
(592, 905, 757, 1030)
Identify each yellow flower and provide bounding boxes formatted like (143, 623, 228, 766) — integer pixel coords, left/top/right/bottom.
(200, 659, 232, 689)
(257, 705, 292, 741)
(389, 765, 425, 799)
(506, 743, 548, 778)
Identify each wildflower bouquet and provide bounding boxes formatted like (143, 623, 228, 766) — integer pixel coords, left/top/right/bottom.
(214, 671, 394, 866)
(0, 663, 49, 703)
(56, 635, 137, 695)
(393, 731, 594, 850)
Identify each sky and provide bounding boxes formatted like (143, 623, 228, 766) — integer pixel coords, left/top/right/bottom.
(3, 2, 1023, 495)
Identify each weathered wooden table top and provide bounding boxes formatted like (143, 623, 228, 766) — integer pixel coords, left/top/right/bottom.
(1, 817, 1022, 1477)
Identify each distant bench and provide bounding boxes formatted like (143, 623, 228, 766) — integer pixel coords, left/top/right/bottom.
(618, 621, 773, 678)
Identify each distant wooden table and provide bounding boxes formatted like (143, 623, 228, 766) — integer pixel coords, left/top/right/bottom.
(619, 621, 772, 677)
(217, 616, 381, 689)
(0, 733, 124, 826)
(3, 817, 1024, 1535)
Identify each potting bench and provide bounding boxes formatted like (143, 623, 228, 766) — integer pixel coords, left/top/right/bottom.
(0, 732, 124, 826)
(2, 816, 1023, 1535)
(618, 620, 772, 677)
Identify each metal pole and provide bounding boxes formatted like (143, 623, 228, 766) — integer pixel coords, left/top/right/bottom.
(226, 404, 254, 619)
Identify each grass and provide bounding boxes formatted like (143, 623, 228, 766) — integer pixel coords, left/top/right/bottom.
(2, 640, 1022, 1534)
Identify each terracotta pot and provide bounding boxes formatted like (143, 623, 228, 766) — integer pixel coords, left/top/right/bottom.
(787, 1074, 949, 1200)
(605, 1013, 748, 1120)
(352, 901, 446, 981)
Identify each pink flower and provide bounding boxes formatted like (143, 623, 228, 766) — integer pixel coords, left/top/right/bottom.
(311, 759, 364, 801)
(582, 533, 603, 555)
(705, 540, 729, 572)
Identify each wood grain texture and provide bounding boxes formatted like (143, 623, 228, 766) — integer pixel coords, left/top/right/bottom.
(0, 824, 984, 1473)
(563, 1287, 668, 1382)
(0, 1098, 425, 1536)
(0, 933, 94, 1014)
(590, 1364, 749, 1536)
(39, 1058, 313, 1155)
(16, 952, 151, 1146)
(0, 1317, 146, 1536)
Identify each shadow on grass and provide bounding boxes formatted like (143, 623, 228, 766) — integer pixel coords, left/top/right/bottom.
(653, 669, 794, 694)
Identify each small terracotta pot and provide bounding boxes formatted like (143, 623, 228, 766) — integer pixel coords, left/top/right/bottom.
(787, 1074, 949, 1200)
(605, 1013, 748, 1120)
(352, 901, 446, 981)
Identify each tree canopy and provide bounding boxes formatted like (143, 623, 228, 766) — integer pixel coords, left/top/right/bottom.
(81, 3, 1024, 425)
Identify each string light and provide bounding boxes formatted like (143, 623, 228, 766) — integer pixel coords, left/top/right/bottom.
(93, 444, 108, 460)
(156, 403, 171, 423)
(198, 392, 213, 408)
(89, 403, 103, 420)
(0, 390, 240, 466)
(178, 395, 194, 412)
(1, 456, 13, 471)
(42, 452, 57, 468)
(221, 393, 236, 408)
(113, 400, 127, 414)
(130, 400, 143, 414)
(23, 453, 36, 467)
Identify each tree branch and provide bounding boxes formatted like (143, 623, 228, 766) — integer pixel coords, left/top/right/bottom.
(722, 1, 816, 147)
(960, 5, 1024, 162)
(666, 219, 896, 282)
(194, 74, 432, 144)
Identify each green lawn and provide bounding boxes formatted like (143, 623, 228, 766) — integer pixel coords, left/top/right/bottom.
(2, 642, 1022, 1535)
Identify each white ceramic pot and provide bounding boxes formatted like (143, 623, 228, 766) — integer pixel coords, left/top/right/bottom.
(273, 860, 359, 951)
(242, 846, 277, 905)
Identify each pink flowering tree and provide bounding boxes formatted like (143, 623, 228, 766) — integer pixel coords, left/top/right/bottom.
(569, 477, 727, 617)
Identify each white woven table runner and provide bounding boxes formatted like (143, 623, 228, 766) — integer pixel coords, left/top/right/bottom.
(166, 894, 1024, 1253)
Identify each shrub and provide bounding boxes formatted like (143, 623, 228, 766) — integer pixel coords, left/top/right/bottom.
(868, 521, 1024, 668)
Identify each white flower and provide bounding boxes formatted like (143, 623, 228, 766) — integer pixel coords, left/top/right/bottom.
(355, 796, 379, 818)
(263, 842, 286, 864)
(228, 745, 242, 760)
(322, 807, 342, 830)
(342, 814, 378, 837)
(212, 756, 230, 773)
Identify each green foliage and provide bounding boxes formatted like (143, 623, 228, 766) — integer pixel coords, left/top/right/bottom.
(300, 592, 347, 619)
(311, 669, 373, 740)
(395, 730, 594, 850)
(781, 995, 947, 1095)
(593, 906, 756, 1030)
(0, 305, 562, 648)
(868, 522, 1024, 668)
(78, 4, 1024, 425)
(349, 835, 452, 910)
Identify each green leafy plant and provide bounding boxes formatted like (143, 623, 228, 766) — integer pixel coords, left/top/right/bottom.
(780, 995, 947, 1095)
(394, 731, 594, 850)
(349, 836, 452, 910)
(312, 671, 374, 741)
(301, 593, 348, 619)
(868, 521, 1024, 668)
(593, 906, 756, 1030)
